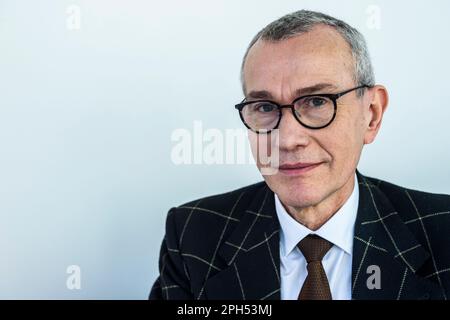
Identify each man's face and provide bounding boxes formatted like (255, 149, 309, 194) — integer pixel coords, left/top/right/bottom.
(243, 25, 375, 209)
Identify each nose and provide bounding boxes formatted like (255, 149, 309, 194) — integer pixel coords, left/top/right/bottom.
(276, 107, 311, 151)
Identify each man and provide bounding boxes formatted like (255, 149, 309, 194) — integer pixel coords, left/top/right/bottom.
(149, 10, 450, 300)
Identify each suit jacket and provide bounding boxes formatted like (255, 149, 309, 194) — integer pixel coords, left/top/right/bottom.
(149, 170, 450, 300)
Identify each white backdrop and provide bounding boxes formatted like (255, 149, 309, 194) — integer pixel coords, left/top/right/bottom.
(0, 0, 449, 299)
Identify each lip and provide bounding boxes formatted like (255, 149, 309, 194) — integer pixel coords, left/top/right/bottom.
(278, 162, 323, 176)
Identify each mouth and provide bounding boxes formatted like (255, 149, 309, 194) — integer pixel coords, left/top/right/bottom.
(278, 162, 323, 176)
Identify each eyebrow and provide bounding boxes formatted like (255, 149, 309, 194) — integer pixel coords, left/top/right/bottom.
(246, 83, 338, 100)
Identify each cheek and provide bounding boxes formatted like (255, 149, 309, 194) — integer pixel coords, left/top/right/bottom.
(320, 111, 365, 169)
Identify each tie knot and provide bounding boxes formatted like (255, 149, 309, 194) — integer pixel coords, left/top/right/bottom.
(297, 235, 333, 263)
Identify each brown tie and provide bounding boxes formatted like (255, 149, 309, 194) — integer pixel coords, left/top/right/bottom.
(297, 234, 333, 300)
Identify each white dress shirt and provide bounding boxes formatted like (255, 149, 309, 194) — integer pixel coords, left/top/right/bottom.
(275, 174, 359, 300)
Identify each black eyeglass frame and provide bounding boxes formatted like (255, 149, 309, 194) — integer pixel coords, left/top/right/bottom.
(235, 85, 371, 133)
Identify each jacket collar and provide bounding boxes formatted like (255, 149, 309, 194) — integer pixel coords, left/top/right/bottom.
(351, 170, 442, 299)
(204, 171, 441, 300)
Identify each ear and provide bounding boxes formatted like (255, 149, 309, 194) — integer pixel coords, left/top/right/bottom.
(363, 85, 389, 145)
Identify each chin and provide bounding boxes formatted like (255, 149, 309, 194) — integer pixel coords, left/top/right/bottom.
(266, 177, 326, 209)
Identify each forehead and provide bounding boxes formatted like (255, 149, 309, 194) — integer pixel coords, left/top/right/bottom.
(243, 25, 355, 95)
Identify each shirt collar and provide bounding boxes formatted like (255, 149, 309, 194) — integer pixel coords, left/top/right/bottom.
(275, 173, 359, 257)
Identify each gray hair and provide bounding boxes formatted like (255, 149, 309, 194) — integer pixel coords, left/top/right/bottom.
(240, 10, 375, 96)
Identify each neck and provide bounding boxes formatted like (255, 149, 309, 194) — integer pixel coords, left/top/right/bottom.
(284, 174, 355, 231)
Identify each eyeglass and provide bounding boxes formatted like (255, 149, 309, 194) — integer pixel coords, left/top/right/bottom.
(235, 85, 370, 133)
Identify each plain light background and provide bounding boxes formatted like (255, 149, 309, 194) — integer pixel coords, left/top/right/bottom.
(0, 0, 449, 299)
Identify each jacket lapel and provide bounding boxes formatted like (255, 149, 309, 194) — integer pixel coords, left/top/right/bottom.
(204, 184, 281, 300)
(352, 171, 442, 299)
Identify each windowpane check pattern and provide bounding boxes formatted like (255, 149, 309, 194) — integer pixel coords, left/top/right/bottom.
(150, 171, 450, 300)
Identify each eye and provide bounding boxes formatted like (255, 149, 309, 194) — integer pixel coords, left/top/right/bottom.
(256, 103, 277, 113)
(306, 97, 327, 108)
